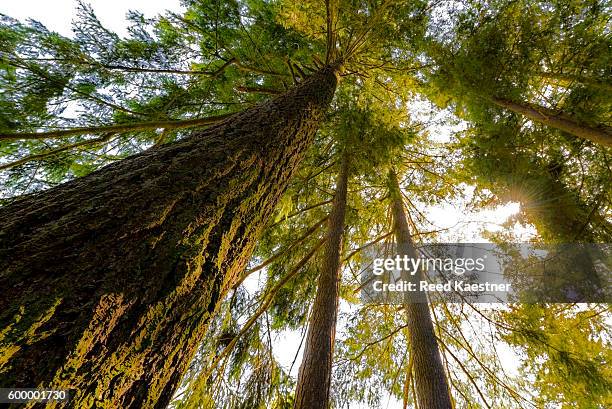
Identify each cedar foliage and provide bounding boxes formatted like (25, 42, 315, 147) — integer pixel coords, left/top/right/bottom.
(0, 1, 610, 408)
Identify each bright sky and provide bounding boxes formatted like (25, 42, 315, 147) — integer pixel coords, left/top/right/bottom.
(2, 1, 530, 407)
(0, 0, 183, 37)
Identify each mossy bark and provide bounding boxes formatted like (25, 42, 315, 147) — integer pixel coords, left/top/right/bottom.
(388, 171, 453, 409)
(0, 67, 338, 408)
(294, 154, 348, 409)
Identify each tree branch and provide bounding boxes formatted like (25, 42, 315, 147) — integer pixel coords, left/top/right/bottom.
(0, 113, 234, 141)
(0, 133, 116, 171)
(232, 215, 329, 289)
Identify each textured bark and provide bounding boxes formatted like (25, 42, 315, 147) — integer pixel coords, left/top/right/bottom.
(388, 171, 453, 409)
(491, 96, 612, 147)
(0, 67, 338, 408)
(293, 154, 348, 409)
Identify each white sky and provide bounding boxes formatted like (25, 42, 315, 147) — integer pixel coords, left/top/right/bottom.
(0, 0, 183, 37)
(1, 1, 530, 407)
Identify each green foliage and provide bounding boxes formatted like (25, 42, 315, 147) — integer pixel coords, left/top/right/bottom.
(457, 114, 611, 242)
(501, 304, 612, 408)
(421, 0, 611, 132)
(1, 0, 611, 408)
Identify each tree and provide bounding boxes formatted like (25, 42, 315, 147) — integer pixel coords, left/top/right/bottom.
(0, 0, 329, 195)
(2, 0, 611, 408)
(488, 96, 611, 147)
(388, 170, 453, 409)
(500, 304, 612, 408)
(0, 65, 338, 407)
(294, 151, 349, 409)
(0, 0, 431, 404)
(421, 0, 612, 146)
(456, 105, 612, 244)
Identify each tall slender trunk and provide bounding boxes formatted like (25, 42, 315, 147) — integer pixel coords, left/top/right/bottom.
(490, 96, 612, 147)
(0, 67, 338, 408)
(294, 154, 349, 409)
(388, 171, 453, 409)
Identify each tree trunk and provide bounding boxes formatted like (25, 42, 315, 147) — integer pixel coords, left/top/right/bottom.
(294, 153, 348, 409)
(0, 66, 338, 408)
(388, 171, 453, 409)
(490, 96, 612, 147)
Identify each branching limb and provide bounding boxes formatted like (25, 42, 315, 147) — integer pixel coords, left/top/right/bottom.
(0, 113, 233, 141)
(0, 133, 116, 171)
(436, 336, 493, 409)
(268, 199, 333, 228)
(232, 215, 329, 289)
(196, 237, 327, 387)
(236, 86, 283, 95)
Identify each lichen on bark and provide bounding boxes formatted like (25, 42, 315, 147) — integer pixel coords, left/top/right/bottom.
(0, 67, 338, 408)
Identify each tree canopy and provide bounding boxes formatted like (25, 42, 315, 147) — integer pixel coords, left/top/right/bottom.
(0, 0, 610, 408)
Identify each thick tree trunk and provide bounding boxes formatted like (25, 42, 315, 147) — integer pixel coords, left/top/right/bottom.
(388, 171, 453, 409)
(490, 96, 612, 147)
(0, 67, 338, 408)
(293, 154, 348, 409)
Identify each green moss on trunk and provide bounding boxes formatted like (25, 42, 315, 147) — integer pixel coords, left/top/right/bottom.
(0, 67, 338, 408)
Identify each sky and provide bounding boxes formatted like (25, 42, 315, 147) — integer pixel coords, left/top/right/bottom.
(0, 0, 183, 37)
(0, 0, 534, 241)
(1, 1, 529, 407)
